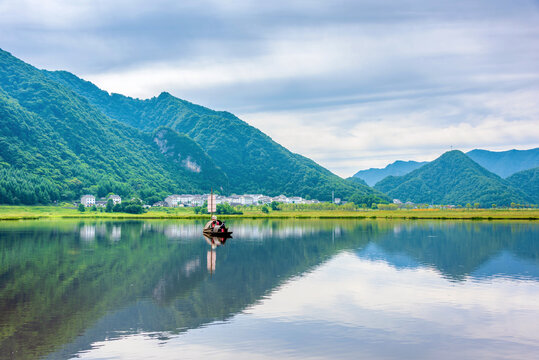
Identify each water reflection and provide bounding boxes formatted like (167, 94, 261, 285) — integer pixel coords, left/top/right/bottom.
(204, 234, 229, 274)
(0, 219, 536, 359)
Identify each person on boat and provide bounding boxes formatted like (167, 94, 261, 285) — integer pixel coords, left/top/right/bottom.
(204, 215, 223, 231)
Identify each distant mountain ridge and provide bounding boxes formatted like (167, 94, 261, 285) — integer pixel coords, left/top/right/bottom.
(374, 150, 533, 206)
(353, 148, 539, 186)
(353, 160, 427, 186)
(467, 148, 539, 178)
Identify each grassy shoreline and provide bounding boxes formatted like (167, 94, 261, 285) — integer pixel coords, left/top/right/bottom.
(0, 205, 537, 221)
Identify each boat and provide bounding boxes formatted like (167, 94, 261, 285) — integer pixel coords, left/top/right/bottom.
(203, 190, 233, 237)
(203, 217, 233, 237)
(203, 228, 233, 237)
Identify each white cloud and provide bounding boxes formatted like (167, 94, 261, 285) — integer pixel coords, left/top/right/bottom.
(83, 21, 487, 99)
(241, 88, 539, 176)
(1, 0, 538, 172)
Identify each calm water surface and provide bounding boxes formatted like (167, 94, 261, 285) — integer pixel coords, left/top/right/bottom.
(0, 219, 538, 359)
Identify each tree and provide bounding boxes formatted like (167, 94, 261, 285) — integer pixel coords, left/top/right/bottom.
(341, 202, 357, 211)
(465, 203, 472, 210)
(123, 204, 144, 214)
(377, 203, 398, 210)
(194, 201, 208, 214)
(349, 193, 388, 208)
(474, 203, 480, 209)
(90, 205, 97, 212)
(216, 203, 241, 215)
(144, 195, 161, 205)
(270, 201, 280, 211)
(78, 204, 85, 212)
(261, 205, 269, 214)
(106, 199, 114, 213)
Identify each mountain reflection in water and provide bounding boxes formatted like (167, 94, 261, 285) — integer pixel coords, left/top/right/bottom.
(0, 219, 537, 359)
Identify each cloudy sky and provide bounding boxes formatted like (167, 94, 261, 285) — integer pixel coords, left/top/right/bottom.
(1, 0, 538, 176)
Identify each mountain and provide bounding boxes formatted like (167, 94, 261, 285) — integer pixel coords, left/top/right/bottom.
(44, 69, 382, 201)
(353, 148, 539, 187)
(467, 148, 539, 178)
(374, 150, 533, 206)
(506, 167, 539, 204)
(346, 176, 368, 186)
(0, 49, 228, 204)
(0, 48, 381, 204)
(353, 160, 427, 186)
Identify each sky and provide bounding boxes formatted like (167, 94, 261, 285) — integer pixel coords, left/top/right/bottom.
(1, 0, 539, 177)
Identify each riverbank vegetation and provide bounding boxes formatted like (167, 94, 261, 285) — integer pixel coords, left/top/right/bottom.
(0, 204, 537, 221)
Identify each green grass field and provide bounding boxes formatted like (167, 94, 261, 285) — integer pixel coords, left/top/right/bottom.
(0, 205, 537, 220)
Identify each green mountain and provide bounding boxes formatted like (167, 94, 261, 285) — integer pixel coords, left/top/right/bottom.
(353, 148, 539, 187)
(0, 49, 227, 204)
(467, 148, 539, 178)
(0, 48, 380, 203)
(374, 150, 533, 206)
(44, 69, 381, 201)
(506, 167, 539, 204)
(353, 160, 428, 186)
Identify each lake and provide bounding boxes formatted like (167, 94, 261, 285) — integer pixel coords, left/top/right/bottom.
(0, 219, 538, 359)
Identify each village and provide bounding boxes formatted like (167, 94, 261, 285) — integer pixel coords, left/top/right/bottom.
(78, 193, 467, 211)
(79, 193, 328, 207)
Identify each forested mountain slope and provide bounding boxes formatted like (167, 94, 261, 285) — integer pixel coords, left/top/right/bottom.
(0, 49, 226, 204)
(374, 150, 533, 206)
(506, 167, 539, 204)
(46, 70, 382, 201)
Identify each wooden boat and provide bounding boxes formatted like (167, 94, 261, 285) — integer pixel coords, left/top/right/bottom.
(203, 228, 233, 237)
(203, 190, 233, 237)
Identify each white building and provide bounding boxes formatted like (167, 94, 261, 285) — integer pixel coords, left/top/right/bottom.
(179, 194, 195, 205)
(81, 195, 96, 207)
(240, 195, 254, 205)
(257, 196, 272, 204)
(288, 196, 303, 204)
(191, 196, 204, 206)
(164, 195, 182, 207)
(227, 195, 241, 206)
(272, 195, 288, 203)
(216, 196, 226, 204)
(250, 194, 264, 202)
(107, 194, 122, 205)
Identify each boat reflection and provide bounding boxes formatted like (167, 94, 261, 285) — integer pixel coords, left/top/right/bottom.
(204, 234, 231, 274)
